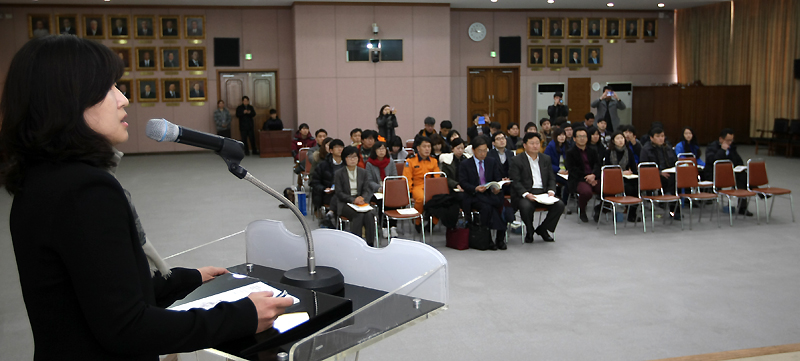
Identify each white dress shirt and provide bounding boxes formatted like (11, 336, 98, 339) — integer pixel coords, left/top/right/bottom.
(521, 152, 543, 199)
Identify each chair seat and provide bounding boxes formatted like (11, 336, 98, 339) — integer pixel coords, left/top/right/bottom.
(719, 189, 757, 197)
(384, 209, 420, 219)
(680, 192, 716, 199)
(604, 196, 642, 205)
(755, 187, 791, 195)
(642, 195, 680, 202)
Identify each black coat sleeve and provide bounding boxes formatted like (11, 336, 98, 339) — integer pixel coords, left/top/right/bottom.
(150, 267, 202, 308)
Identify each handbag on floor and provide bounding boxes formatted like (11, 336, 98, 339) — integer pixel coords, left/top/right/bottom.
(468, 223, 493, 251)
(446, 227, 470, 250)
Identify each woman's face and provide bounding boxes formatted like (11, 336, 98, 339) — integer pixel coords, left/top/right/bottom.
(590, 132, 600, 144)
(376, 145, 387, 158)
(433, 143, 442, 152)
(391, 145, 400, 153)
(84, 85, 130, 145)
(300, 128, 309, 136)
(382, 106, 391, 115)
(345, 152, 359, 167)
(453, 144, 465, 158)
(683, 129, 693, 142)
(557, 133, 566, 143)
(450, 133, 460, 141)
(614, 134, 626, 148)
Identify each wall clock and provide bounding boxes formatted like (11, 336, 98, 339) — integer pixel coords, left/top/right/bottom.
(469, 22, 487, 42)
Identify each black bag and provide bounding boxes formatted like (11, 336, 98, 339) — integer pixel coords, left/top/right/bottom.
(468, 224, 493, 251)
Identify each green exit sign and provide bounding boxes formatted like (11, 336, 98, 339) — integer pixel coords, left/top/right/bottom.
(245, 53, 253, 60)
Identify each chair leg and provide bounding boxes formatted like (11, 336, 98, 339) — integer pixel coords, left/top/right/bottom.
(650, 200, 656, 232)
(596, 201, 604, 229)
(421, 216, 426, 244)
(612, 203, 618, 235)
(689, 199, 694, 230)
(791, 194, 796, 222)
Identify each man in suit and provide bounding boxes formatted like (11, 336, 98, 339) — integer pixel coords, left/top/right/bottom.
(141, 84, 155, 99)
(551, 21, 562, 36)
(588, 22, 600, 36)
(166, 84, 179, 99)
(487, 132, 515, 179)
(138, 20, 151, 36)
(531, 50, 542, 64)
(509, 132, 565, 243)
(588, 49, 600, 64)
(570, 21, 581, 36)
(551, 51, 561, 64)
(139, 51, 154, 68)
(607, 22, 618, 36)
(163, 20, 177, 36)
(60, 18, 76, 35)
(704, 128, 753, 216)
(570, 51, 581, 64)
(86, 19, 102, 36)
(164, 52, 178, 68)
(459, 136, 507, 250)
(117, 83, 129, 99)
(188, 20, 202, 36)
(189, 51, 203, 67)
(531, 21, 542, 37)
(591, 86, 625, 133)
(644, 22, 655, 37)
(627, 21, 637, 36)
(112, 19, 127, 36)
(190, 83, 204, 98)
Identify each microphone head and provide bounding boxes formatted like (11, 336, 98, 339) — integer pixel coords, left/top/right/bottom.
(146, 118, 180, 142)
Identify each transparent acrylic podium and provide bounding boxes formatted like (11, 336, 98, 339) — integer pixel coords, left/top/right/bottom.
(217, 220, 449, 361)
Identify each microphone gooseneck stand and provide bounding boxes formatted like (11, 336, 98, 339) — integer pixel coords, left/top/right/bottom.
(217, 139, 344, 294)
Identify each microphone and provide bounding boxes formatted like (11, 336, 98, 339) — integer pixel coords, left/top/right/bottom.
(146, 118, 226, 152)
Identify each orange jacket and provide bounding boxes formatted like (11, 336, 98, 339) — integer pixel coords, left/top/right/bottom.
(403, 155, 441, 190)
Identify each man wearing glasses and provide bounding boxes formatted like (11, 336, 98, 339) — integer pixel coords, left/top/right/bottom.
(459, 136, 508, 250)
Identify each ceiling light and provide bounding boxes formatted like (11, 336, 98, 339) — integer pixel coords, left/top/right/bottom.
(606, 2, 614, 6)
(547, 0, 554, 3)
(657, 3, 665, 7)
(491, 0, 498, 2)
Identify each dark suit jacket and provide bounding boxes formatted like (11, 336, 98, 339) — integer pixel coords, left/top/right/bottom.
(333, 166, 374, 215)
(141, 91, 155, 98)
(467, 125, 491, 141)
(508, 152, 557, 209)
(589, 57, 600, 64)
(139, 59, 154, 68)
(138, 28, 151, 36)
(551, 29, 562, 36)
(589, 29, 600, 36)
(112, 27, 127, 36)
(10, 162, 257, 360)
(704, 140, 743, 180)
(190, 89, 204, 98)
(565, 145, 602, 194)
(531, 28, 542, 36)
(61, 26, 76, 35)
(165, 91, 180, 99)
(164, 60, 178, 68)
(570, 58, 581, 64)
(487, 148, 516, 178)
(570, 29, 581, 36)
(163, 28, 177, 36)
(532, 57, 542, 64)
(189, 59, 203, 67)
(459, 156, 504, 206)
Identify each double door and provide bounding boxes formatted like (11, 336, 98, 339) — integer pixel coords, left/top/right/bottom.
(467, 67, 519, 132)
(218, 71, 278, 141)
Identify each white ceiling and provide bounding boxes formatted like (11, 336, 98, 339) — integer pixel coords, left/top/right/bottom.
(6, 0, 728, 10)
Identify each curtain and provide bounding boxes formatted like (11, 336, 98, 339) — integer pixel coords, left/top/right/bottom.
(676, 2, 732, 85)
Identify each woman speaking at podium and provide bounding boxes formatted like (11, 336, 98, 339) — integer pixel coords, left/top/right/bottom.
(0, 36, 292, 360)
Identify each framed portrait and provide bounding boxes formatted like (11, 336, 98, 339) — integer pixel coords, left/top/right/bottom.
(160, 47, 182, 70)
(548, 18, 564, 39)
(185, 47, 207, 70)
(162, 78, 183, 102)
(28, 14, 53, 39)
(567, 46, 583, 67)
(586, 18, 603, 39)
(547, 46, 565, 68)
(111, 47, 132, 71)
(83, 15, 105, 39)
(137, 78, 158, 103)
(186, 78, 208, 101)
(624, 18, 641, 39)
(528, 45, 545, 68)
(185, 15, 205, 39)
(642, 19, 658, 39)
(605, 18, 621, 39)
(134, 15, 156, 39)
(566, 18, 583, 39)
(135, 47, 158, 71)
(585, 45, 603, 67)
(528, 17, 545, 40)
(160, 16, 181, 39)
(55, 14, 79, 36)
(108, 15, 130, 39)
(116, 80, 133, 102)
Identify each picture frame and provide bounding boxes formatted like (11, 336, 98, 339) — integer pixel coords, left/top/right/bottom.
(548, 18, 564, 39)
(567, 46, 583, 67)
(137, 78, 158, 103)
(547, 46, 565, 68)
(28, 14, 53, 39)
(160, 47, 182, 71)
(108, 15, 130, 39)
(528, 45, 546, 68)
(528, 17, 546, 40)
(135, 47, 158, 71)
(605, 18, 621, 39)
(161, 78, 183, 102)
(55, 14, 79, 36)
(566, 18, 584, 39)
(624, 18, 641, 39)
(116, 80, 133, 102)
(159, 16, 181, 39)
(642, 19, 658, 39)
(186, 78, 208, 101)
(82, 15, 105, 39)
(184, 15, 206, 39)
(585, 45, 603, 67)
(586, 18, 603, 39)
(111, 47, 132, 71)
(185, 47, 207, 70)
(134, 15, 156, 39)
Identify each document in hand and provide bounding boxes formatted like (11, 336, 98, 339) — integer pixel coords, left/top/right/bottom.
(532, 193, 559, 205)
(482, 180, 512, 190)
(558, 173, 569, 180)
(348, 203, 374, 212)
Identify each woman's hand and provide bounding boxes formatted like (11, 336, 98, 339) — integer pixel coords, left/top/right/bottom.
(247, 291, 295, 333)
(623, 170, 633, 176)
(558, 170, 568, 175)
(197, 266, 229, 283)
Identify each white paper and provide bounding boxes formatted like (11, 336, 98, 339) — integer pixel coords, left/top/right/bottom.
(662, 167, 677, 173)
(558, 173, 569, 180)
(734, 165, 747, 172)
(168, 281, 299, 311)
(396, 208, 419, 215)
(482, 180, 512, 189)
(532, 193, 559, 205)
(273, 312, 310, 333)
(373, 192, 384, 200)
(622, 174, 639, 179)
(348, 203, 374, 212)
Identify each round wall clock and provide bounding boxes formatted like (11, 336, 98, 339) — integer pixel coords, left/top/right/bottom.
(469, 22, 487, 42)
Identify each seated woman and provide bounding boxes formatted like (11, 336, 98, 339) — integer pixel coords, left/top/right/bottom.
(388, 135, 408, 161)
(544, 127, 570, 201)
(587, 126, 607, 163)
(429, 133, 450, 160)
(565, 127, 602, 223)
(605, 132, 640, 222)
(309, 137, 332, 180)
(291, 123, 316, 160)
(311, 139, 345, 221)
(365, 141, 399, 238)
(439, 138, 468, 193)
(674, 126, 705, 166)
(334, 146, 377, 246)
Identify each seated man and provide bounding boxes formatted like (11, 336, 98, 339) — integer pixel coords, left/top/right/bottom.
(349, 128, 362, 146)
(418, 116, 437, 138)
(459, 136, 507, 250)
(310, 139, 345, 223)
(704, 128, 752, 216)
(620, 124, 642, 164)
(639, 127, 677, 194)
(357, 129, 377, 168)
(439, 120, 453, 146)
(487, 132, 516, 179)
(509, 132, 565, 242)
(334, 146, 376, 246)
(403, 136, 441, 232)
(566, 127, 602, 222)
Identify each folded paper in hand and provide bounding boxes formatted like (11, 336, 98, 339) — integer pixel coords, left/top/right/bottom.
(348, 203, 374, 212)
(532, 193, 559, 205)
(482, 180, 512, 190)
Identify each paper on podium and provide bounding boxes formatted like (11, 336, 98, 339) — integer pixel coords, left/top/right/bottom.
(348, 203, 374, 212)
(168, 278, 299, 311)
(532, 193, 559, 205)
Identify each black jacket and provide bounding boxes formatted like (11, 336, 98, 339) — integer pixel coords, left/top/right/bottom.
(547, 104, 569, 119)
(10, 162, 256, 360)
(423, 193, 461, 229)
(565, 145, 602, 194)
(467, 125, 491, 142)
(262, 117, 283, 131)
(311, 155, 345, 207)
(508, 152, 557, 209)
(704, 140, 743, 180)
(376, 114, 398, 141)
(639, 142, 677, 171)
(235, 104, 256, 130)
(487, 148, 516, 178)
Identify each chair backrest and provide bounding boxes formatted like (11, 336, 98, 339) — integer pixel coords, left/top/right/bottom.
(675, 160, 699, 193)
(297, 147, 310, 163)
(747, 158, 769, 188)
(789, 119, 800, 136)
(713, 159, 736, 189)
(395, 161, 405, 176)
(676, 153, 697, 165)
(774, 118, 790, 134)
(405, 139, 415, 148)
(600, 165, 625, 196)
(423, 172, 449, 204)
(637, 162, 663, 194)
(404, 147, 415, 158)
(383, 176, 411, 209)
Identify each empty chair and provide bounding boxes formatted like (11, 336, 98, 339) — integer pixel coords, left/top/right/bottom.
(675, 160, 718, 229)
(638, 162, 682, 231)
(747, 159, 794, 223)
(713, 159, 760, 226)
(382, 176, 424, 244)
(423, 172, 450, 236)
(597, 165, 645, 234)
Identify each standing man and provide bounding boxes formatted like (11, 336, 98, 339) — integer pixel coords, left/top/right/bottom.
(591, 85, 625, 133)
(236, 96, 257, 156)
(509, 132, 565, 242)
(467, 114, 491, 142)
(547, 92, 569, 120)
(213, 100, 232, 138)
(459, 137, 507, 250)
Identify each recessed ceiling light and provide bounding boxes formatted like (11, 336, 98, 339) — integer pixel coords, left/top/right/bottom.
(491, 0, 498, 2)
(658, 3, 665, 7)
(606, 2, 614, 7)
(547, 0, 555, 3)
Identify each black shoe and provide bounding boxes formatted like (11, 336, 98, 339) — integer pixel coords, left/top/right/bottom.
(566, 209, 573, 215)
(536, 228, 555, 242)
(580, 212, 589, 223)
(738, 210, 754, 217)
(487, 242, 497, 251)
(496, 241, 507, 250)
(592, 211, 600, 223)
(415, 223, 422, 233)
(524, 234, 534, 243)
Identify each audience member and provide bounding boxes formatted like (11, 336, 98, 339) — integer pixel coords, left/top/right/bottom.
(291, 123, 316, 160)
(566, 127, 602, 222)
(584, 112, 596, 128)
(334, 146, 376, 246)
(620, 124, 642, 164)
(597, 118, 611, 149)
(705, 128, 752, 216)
(376, 105, 398, 142)
(489, 122, 502, 138)
(509, 132, 565, 243)
(235, 96, 257, 155)
(675, 127, 705, 166)
(487, 132, 515, 179)
(388, 136, 409, 161)
(430, 133, 450, 160)
(448, 129, 462, 145)
(540, 118, 553, 149)
(364, 141, 399, 238)
(506, 122, 521, 150)
(213, 100, 232, 138)
(467, 113, 491, 141)
(639, 122, 664, 146)
(309, 137, 332, 179)
(357, 130, 377, 168)
(262, 109, 283, 131)
(639, 127, 678, 195)
(524, 121, 539, 135)
(605, 131, 640, 222)
(311, 139, 345, 218)
(586, 126, 606, 162)
(419, 116, 437, 137)
(459, 136, 507, 250)
(308, 129, 328, 156)
(440, 120, 453, 145)
(403, 136, 441, 232)
(547, 92, 569, 119)
(440, 138, 468, 193)
(350, 128, 362, 146)
(544, 127, 570, 201)
(563, 122, 575, 149)
(591, 85, 625, 133)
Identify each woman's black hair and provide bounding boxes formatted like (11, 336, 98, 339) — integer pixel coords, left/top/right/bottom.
(450, 137, 465, 149)
(552, 127, 566, 149)
(0, 35, 124, 194)
(388, 135, 403, 150)
(609, 131, 626, 149)
(369, 141, 387, 160)
(680, 126, 700, 156)
(341, 145, 359, 160)
(298, 123, 309, 131)
(586, 126, 600, 143)
(524, 121, 538, 133)
(319, 137, 333, 158)
(378, 104, 391, 117)
(448, 130, 461, 142)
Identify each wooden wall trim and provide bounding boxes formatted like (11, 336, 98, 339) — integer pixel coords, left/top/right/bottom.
(0, 4, 292, 10)
(292, 1, 450, 7)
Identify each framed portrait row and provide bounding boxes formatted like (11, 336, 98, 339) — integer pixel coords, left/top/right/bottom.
(28, 14, 206, 40)
(116, 78, 208, 103)
(109, 46, 206, 71)
(528, 45, 603, 68)
(528, 17, 658, 40)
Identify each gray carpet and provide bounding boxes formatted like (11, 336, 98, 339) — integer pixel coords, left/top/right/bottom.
(1, 146, 799, 360)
